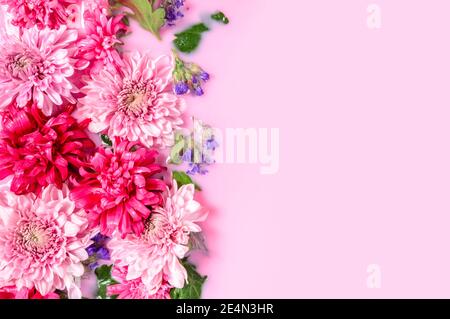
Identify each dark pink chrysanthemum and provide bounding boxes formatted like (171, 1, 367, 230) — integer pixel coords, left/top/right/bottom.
(107, 265, 171, 299)
(0, 286, 59, 299)
(70, 138, 167, 237)
(74, 8, 128, 74)
(0, 103, 96, 195)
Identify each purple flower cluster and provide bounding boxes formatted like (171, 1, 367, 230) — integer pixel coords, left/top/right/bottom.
(173, 52, 210, 96)
(86, 233, 111, 270)
(162, 0, 186, 26)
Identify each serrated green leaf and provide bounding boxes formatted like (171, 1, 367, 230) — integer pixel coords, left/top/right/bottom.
(95, 265, 118, 299)
(172, 171, 202, 191)
(170, 260, 207, 299)
(119, 0, 165, 39)
(101, 134, 113, 146)
(173, 23, 210, 53)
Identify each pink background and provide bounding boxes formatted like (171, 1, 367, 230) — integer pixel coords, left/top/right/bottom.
(125, 0, 450, 298)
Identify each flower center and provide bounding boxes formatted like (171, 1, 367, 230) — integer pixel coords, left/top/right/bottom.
(102, 36, 119, 49)
(142, 212, 190, 246)
(13, 219, 62, 259)
(7, 50, 41, 80)
(143, 213, 171, 244)
(117, 79, 155, 117)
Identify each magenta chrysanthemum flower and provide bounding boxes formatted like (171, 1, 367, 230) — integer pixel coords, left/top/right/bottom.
(0, 0, 79, 29)
(70, 139, 167, 237)
(0, 179, 92, 299)
(74, 8, 128, 74)
(108, 182, 208, 294)
(0, 286, 59, 299)
(0, 25, 78, 115)
(0, 103, 96, 195)
(74, 53, 186, 148)
(107, 265, 171, 299)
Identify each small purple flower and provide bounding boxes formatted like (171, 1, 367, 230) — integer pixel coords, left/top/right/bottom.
(172, 52, 211, 97)
(85, 233, 111, 270)
(166, 8, 177, 22)
(86, 246, 97, 256)
(199, 72, 210, 81)
(205, 137, 218, 150)
(174, 81, 189, 95)
(96, 247, 110, 260)
(181, 148, 192, 162)
(187, 163, 208, 175)
(92, 233, 109, 244)
(88, 262, 99, 270)
(162, 0, 186, 26)
(194, 86, 204, 96)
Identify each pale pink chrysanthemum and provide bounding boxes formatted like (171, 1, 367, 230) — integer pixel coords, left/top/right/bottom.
(74, 53, 186, 148)
(0, 0, 80, 29)
(107, 265, 171, 299)
(74, 8, 128, 74)
(0, 178, 92, 298)
(108, 182, 208, 294)
(0, 25, 78, 115)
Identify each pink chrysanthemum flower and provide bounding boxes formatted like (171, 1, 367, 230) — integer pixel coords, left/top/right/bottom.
(0, 25, 78, 115)
(108, 182, 208, 294)
(0, 103, 95, 195)
(74, 53, 186, 148)
(0, 179, 92, 299)
(0, 0, 79, 29)
(0, 286, 59, 299)
(107, 265, 171, 299)
(70, 139, 167, 237)
(74, 8, 128, 74)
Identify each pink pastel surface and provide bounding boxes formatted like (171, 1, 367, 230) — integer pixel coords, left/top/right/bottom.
(125, 0, 450, 298)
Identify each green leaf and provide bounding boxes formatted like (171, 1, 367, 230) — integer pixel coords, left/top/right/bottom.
(174, 32, 202, 53)
(101, 134, 112, 146)
(95, 265, 118, 299)
(173, 23, 210, 53)
(211, 11, 229, 24)
(119, 0, 165, 39)
(184, 23, 210, 33)
(172, 171, 202, 191)
(170, 260, 207, 299)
